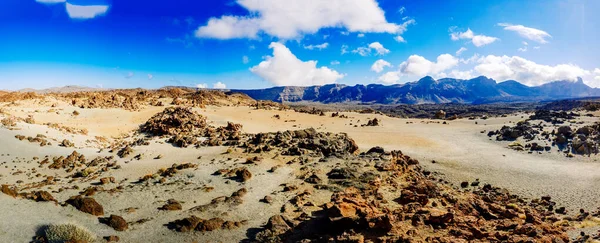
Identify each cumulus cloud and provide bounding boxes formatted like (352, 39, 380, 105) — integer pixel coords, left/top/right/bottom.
(450, 28, 498, 47)
(377, 54, 459, 84)
(196, 83, 208, 89)
(350, 42, 390, 56)
(195, 0, 409, 39)
(213, 82, 227, 89)
(459, 54, 480, 64)
(437, 70, 475, 80)
(242, 56, 250, 64)
(455, 47, 467, 56)
(250, 42, 344, 86)
(357, 33, 365, 38)
(147, 74, 153, 80)
(377, 71, 401, 84)
(592, 68, 600, 81)
(303, 42, 329, 50)
(399, 54, 459, 77)
(65, 3, 110, 19)
(371, 59, 392, 73)
(474, 55, 589, 86)
(498, 23, 551, 44)
(368, 42, 390, 55)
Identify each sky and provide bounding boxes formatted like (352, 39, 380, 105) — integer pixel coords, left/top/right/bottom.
(1, 0, 599, 90)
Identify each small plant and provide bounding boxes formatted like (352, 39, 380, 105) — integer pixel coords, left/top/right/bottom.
(44, 223, 96, 242)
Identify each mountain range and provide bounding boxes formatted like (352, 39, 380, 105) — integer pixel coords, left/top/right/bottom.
(232, 76, 600, 104)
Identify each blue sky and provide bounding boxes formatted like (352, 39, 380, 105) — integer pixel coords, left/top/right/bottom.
(1, 0, 599, 90)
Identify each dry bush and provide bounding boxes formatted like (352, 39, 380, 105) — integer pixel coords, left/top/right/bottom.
(44, 223, 96, 242)
(45, 223, 96, 242)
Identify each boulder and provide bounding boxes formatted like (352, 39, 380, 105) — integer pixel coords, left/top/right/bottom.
(159, 199, 182, 211)
(196, 218, 225, 232)
(66, 196, 104, 216)
(435, 110, 446, 119)
(236, 168, 252, 182)
(104, 215, 128, 231)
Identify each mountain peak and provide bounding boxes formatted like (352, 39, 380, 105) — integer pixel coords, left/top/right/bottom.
(417, 76, 437, 85)
(232, 75, 598, 105)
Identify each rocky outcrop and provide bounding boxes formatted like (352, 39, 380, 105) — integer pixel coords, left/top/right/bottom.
(245, 128, 358, 157)
(252, 148, 569, 242)
(141, 107, 244, 147)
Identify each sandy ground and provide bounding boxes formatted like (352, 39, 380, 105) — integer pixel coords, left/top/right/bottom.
(1, 102, 600, 242)
(200, 106, 600, 210)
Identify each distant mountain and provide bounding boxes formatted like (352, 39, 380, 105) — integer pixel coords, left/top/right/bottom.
(231, 76, 600, 104)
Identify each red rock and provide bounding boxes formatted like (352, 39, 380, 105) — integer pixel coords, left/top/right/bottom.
(66, 196, 104, 216)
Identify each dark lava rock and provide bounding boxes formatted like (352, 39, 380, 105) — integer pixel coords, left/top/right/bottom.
(66, 196, 104, 216)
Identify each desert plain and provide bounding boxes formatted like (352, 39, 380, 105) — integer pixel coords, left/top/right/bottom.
(0, 88, 599, 242)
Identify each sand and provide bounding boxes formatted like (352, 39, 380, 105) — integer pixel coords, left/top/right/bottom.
(1, 102, 600, 242)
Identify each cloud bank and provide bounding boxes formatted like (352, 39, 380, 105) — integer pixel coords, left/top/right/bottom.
(196, 0, 411, 39)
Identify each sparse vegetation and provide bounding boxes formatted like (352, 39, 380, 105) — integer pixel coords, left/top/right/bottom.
(44, 223, 96, 243)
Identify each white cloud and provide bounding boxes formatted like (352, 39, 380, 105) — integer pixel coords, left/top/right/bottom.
(147, 74, 153, 80)
(450, 28, 498, 47)
(242, 55, 250, 64)
(357, 33, 365, 38)
(368, 42, 390, 55)
(498, 23, 551, 44)
(594, 68, 600, 81)
(213, 82, 227, 89)
(392, 19, 416, 43)
(518, 47, 527, 52)
(474, 55, 590, 86)
(195, 16, 261, 39)
(195, 0, 408, 39)
(125, 72, 134, 79)
(437, 70, 475, 80)
(399, 54, 459, 77)
(377, 54, 459, 84)
(455, 47, 467, 56)
(394, 36, 406, 43)
(398, 6, 406, 15)
(250, 42, 344, 86)
(341, 45, 349, 55)
(352, 47, 370, 56)
(371, 59, 392, 73)
(330, 60, 340, 65)
(65, 3, 110, 19)
(35, 0, 65, 3)
(522, 41, 528, 46)
(472, 35, 498, 47)
(459, 54, 480, 64)
(196, 83, 208, 89)
(377, 71, 401, 84)
(303, 42, 329, 50)
(351, 42, 390, 56)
